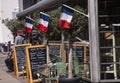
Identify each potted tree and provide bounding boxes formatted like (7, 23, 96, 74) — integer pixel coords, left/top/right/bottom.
(57, 4, 88, 83)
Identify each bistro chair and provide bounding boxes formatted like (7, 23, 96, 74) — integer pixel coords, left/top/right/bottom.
(39, 63, 56, 77)
(45, 62, 68, 83)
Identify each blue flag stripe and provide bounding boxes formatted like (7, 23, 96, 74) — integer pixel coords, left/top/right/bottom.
(40, 13, 50, 22)
(25, 17, 34, 24)
(62, 6, 74, 16)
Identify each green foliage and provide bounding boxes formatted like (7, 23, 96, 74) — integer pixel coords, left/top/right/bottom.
(62, 5, 88, 42)
(3, 1, 88, 41)
(45, 5, 88, 41)
(2, 18, 24, 35)
(66, 0, 87, 10)
(46, 8, 61, 40)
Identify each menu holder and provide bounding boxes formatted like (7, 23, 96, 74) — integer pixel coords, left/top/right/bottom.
(49, 43, 62, 59)
(13, 44, 31, 77)
(65, 43, 87, 70)
(26, 45, 47, 83)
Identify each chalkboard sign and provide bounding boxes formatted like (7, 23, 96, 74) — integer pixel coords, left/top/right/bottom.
(65, 43, 86, 63)
(13, 44, 31, 76)
(49, 43, 62, 57)
(72, 46, 84, 62)
(65, 43, 87, 72)
(26, 45, 46, 83)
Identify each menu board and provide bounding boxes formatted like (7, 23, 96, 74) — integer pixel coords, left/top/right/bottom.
(72, 46, 84, 62)
(65, 43, 86, 63)
(16, 46, 26, 71)
(49, 44, 61, 57)
(26, 45, 46, 81)
(13, 44, 31, 76)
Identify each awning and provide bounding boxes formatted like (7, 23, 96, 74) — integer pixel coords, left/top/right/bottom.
(17, 0, 69, 18)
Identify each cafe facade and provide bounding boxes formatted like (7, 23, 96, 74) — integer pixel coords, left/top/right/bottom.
(17, 0, 120, 82)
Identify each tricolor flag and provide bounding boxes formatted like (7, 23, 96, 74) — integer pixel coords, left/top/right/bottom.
(59, 5, 74, 29)
(25, 17, 34, 33)
(38, 12, 50, 33)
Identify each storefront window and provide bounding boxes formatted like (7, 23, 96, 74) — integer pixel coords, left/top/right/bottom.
(99, 26, 120, 79)
(98, 0, 120, 80)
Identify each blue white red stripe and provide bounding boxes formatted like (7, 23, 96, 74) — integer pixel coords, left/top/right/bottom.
(25, 17, 34, 33)
(59, 5, 74, 29)
(38, 12, 50, 32)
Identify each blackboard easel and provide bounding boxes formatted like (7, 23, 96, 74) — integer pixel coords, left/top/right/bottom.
(13, 44, 31, 76)
(26, 45, 47, 83)
(49, 43, 64, 61)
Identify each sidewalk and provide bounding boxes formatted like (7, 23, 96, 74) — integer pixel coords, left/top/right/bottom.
(0, 53, 26, 83)
(0, 69, 22, 83)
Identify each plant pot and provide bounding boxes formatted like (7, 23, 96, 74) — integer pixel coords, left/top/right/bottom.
(58, 76, 81, 83)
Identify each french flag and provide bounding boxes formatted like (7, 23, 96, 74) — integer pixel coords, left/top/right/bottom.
(38, 12, 50, 33)
(59, 5, 74, 29)
(25, 17, 34, 33)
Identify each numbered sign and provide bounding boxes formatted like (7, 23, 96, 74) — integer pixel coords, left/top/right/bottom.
(13, 44, 31, 76)
(26, 45, 47, 83)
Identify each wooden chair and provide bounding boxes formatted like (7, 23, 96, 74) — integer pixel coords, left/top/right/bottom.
(35, 62, 56, 83)
(39, 63, 56, 77)
(45, 62, 68, 83)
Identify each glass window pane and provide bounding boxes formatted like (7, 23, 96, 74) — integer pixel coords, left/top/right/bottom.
(99, 0, 120, 80)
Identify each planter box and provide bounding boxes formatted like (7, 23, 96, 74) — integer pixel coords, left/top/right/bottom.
(58, 77, 81, 83)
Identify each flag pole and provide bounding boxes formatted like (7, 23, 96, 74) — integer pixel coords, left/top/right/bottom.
(61, 30, 65, 61)
(63, 4, 89, 18)
(26, 12, 50, 24)
(26, 16, 38, 24)
(26, 16, 34, 21)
